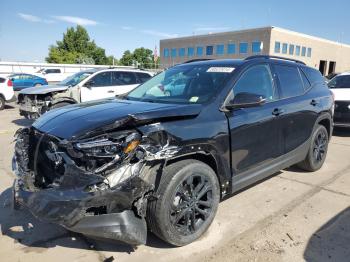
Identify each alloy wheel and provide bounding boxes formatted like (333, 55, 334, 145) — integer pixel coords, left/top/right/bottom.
(313, 130, 327, 163)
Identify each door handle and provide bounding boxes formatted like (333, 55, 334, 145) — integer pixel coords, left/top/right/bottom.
(310, 99, 319, 106)
(272, 108, 285, 116)
(107, 90, 114, 93)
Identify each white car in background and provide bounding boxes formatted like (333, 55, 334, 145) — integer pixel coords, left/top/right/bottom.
(35, 68, 71, 83)
(0, 76, 15, 110)
(18, 68, 154, 118)
(327, 72, 350, 127)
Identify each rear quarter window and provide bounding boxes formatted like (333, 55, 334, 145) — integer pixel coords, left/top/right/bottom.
(274, 64, 305, 98)
(302, 67, 324, 86)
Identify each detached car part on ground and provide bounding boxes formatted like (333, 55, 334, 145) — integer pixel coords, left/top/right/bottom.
(13, 56, 333, 246)
(17, 68, 153, 119)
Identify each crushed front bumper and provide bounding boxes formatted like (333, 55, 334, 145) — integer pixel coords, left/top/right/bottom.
(13, 165, 150, 245)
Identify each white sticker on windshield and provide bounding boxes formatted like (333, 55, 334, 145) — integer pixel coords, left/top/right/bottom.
(207, 67, 235, 73)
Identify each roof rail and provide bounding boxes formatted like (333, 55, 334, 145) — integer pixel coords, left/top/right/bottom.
(244, 55, 306, 65)
(183, 59, 213, 64)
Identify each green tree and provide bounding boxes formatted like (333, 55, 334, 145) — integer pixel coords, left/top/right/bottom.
(119, 47, 157, 68)
(46, 25, 111, 65)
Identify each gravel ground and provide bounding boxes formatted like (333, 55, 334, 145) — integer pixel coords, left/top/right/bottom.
(0, 102, 349, 262)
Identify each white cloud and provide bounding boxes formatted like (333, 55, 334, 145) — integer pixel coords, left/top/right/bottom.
(52, 16, 98, 26)
(194, 26, 231, 32)
(121, 26, 133, 30)
(141, 30, 178, 38)
(18, 13, 54, 24)
(18, 13, 42, 22)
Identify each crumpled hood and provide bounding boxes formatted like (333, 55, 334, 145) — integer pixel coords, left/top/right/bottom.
(33, 99, 202, 139)
(19, 84, 69, 95)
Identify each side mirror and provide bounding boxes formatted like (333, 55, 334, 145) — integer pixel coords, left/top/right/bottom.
(84, 80, 94, 88)
(226, 92, 266, 110)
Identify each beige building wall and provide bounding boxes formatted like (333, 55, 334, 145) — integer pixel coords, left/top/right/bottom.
(269, 27, 350, 73)
(160, 27, 272, 68)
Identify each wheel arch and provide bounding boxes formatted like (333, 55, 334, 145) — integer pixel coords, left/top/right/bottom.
(316, 112, 332, 138)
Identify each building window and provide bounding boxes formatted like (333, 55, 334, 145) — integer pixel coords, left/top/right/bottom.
(275, 41, 281, 53)
(227, 43, 236, 54)
(206, 45, 214, 55)
(295, 46, 301, 56)
(179, 48, 185, 57)
(197, 46, 203, 56)
(171, 48, 177, 57)
(163, 48, 169, 58)
(282, 43, 288, 54)
(239, 42, 248, 54)
(252, 41, 262, 53)
(307, 47, 312, 57)
(188, 47, 194, 57)
(289, 45, 294, 55)
(301, 46, 306, 56)
(216, 44, 224, 55)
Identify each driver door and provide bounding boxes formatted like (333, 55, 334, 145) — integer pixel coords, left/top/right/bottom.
(80, 72, 114, 102)
(226, 64, 283, 175)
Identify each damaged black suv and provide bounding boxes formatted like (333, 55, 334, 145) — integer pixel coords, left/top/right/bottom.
(13, 56, 333, 246)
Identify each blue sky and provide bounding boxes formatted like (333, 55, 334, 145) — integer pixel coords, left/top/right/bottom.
(0, 0, 349, 62)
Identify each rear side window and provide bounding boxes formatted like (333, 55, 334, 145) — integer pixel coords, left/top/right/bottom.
(112, 72, 137, 85)
(302, 67, 323, 85)
(0, 78, 5, 83)
(136, 73, 152, 83)
(328, 75, 350, 89)
(275, 65, 304, 98)
(45, 69, 61, 74)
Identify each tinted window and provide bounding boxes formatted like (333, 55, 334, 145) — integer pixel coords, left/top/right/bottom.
(299, 69, 311, 89)
(275, 42, 281, 53)
(328, 75, 350, 89)
(136, 72, 151, 83)
(282, 43, 288, 54)
(302, 67, 323, 85)
(91, 72, 112, 87)
(187, 47, 194, 57)
(239, 43, 248, 54)
(275, 65, 304, 98)
(227, 44, 236, 54)
(179, 48, 185, 57)
(46, 69, 61, 73)
(216, 44, 224, 55)
(197, 46, 203, 56)
(289, 45, 294, 55)
(233, 64, 275, 102)
(206, 46, 213, 55)
(0, 78, 5, 83)
(163, 48, 169, 57)
(252, 41, 262, 53)
(112, 71, 137, 85)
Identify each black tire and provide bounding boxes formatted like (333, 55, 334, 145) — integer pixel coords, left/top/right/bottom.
(51, 102, 72, 109)
(0, 96, 5, 110)
(147, 159, 220, 246)
(297, 125, 329, 171)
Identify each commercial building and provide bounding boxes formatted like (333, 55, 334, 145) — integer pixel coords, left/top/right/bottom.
(160, 26, 350, 75)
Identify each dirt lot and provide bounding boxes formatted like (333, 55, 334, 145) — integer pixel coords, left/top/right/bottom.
(0, 102, 349, 262)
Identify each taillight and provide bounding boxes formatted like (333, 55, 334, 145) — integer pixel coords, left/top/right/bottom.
(7, 79, 13, 87)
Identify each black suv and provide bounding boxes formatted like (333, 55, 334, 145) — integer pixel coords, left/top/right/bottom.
(13, 56, 333, 246)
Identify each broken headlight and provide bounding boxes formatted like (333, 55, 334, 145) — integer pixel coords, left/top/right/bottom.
(73, 131, 141, 174)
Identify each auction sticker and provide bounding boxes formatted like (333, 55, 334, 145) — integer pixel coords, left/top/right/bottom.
(207, 67, 235, 73)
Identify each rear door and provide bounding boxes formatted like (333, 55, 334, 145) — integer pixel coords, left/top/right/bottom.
(80, 71, 114, 102)
(272, 63, 318, 153)
(227, 63, 283, 174)
(111, 71, 139, 95)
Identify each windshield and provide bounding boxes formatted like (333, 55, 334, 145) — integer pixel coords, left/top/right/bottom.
(328, 75, 350, 89)
(126, 64, 234, 104)
(58, 71, 93, 86)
